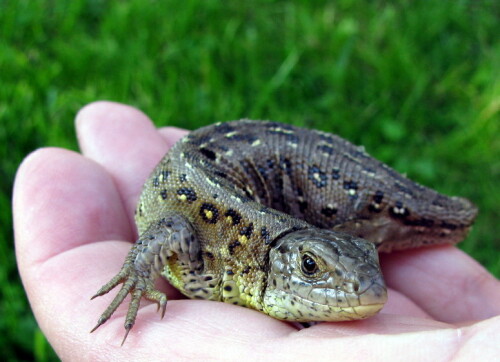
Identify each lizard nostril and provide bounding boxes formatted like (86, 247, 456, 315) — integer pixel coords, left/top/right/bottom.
(353, 281, 360, 292)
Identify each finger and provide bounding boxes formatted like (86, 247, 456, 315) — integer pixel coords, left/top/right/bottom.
(13, 148, 132, 352)
(76, 101, 169, 226)
(380, 246, 500, 323)
(13, 147, 132, 266)
(158, 126, 189, 148)
(380, 288, 431, 319)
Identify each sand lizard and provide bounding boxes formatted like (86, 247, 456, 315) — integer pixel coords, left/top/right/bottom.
(91, 120, 478, 343)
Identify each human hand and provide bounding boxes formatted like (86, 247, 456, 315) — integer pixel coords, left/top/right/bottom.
(14, 101, 500, 360)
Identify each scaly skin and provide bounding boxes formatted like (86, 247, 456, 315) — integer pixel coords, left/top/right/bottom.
(91, 120, 477, 343)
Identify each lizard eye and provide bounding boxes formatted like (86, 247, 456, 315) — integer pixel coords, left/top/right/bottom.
(301, 254, 318, 275)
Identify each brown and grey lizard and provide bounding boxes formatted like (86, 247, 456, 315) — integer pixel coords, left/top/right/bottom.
(91, 120, 478, 343)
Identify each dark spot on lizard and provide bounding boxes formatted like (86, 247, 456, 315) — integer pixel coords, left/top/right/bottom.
(206, 175, 224, 187)
(389, 201, 410, 219)
(161, 170, 170, 180)
(228, 240, 241, 255)
(318, 144, 334, 155)
(234, 193, 252, 203)
(189, 135, 212, 146)
(369, 190, 384, 212)
(364, 166, 376, 174)
(343, 180, 358, 191)
(321, 206, 337, 217)
(214, 123, 235, 133)
(179, 173, 187, 182)
(319, 134, 335, 144)
(200, 203, 219, 224)
(199, 147, 216, 161)
(432, 195, 450, 207)
(226, 133, 258, 143)
(160, 189, 168, 200)
(152, 177, 160, 187)
(287, 134, 299, 143)
(279, 156, 293, 176)
(261, 227, 271, 245)
(332, 168, 340, 180)
(223, 285, 232, 292)
(308, 165, 327, 188)
(259, 206, 273, 215)
(213, 170, 227, 178)
(373, 191, 384, 204)
(158, 218, 172, 227)
(343, 180, 358, 199)
(349, 149, 370, 160)
(394, 182, 414, 197)
(240, 223, 254, 238)
(177, 188, 198, 202)
(225, 209, 242, 225)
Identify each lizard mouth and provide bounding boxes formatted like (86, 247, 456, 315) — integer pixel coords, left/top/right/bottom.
(289, 300, 386, 322)
(262, 284, 388, 322)
(322, 302, 386, 320)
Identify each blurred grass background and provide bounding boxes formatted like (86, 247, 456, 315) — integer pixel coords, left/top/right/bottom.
(1, 0, 498, 360)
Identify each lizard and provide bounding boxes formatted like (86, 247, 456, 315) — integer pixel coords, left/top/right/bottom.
(90, 120, 478, 344)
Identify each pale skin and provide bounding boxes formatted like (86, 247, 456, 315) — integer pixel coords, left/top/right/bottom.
(13, 101, 500, 361)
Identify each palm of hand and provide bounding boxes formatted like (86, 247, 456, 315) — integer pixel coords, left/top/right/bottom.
(13, 102, 500, 360)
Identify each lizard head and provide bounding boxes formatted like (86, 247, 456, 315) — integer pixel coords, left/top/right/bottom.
(263, 229, 387, 322)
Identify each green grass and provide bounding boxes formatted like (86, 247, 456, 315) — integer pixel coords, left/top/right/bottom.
(1, 0, 498, 359)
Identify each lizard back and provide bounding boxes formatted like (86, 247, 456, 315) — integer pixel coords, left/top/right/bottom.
(137, 120, 477, 254)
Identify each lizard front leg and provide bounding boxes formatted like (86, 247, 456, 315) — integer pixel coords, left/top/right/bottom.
(90, 215, 202, 344)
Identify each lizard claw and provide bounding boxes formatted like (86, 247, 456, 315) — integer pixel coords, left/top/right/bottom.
(91, 259, 167, 344)
(90, 317, 107, 334)
(121, 324, 132, 346)
(146, 290, 167, 319)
